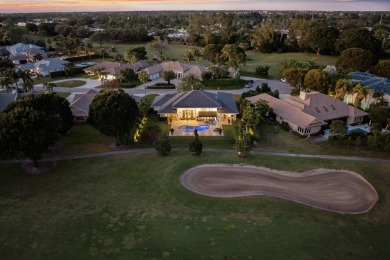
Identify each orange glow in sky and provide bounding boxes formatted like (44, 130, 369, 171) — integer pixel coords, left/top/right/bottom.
(1, 0, 389, 13)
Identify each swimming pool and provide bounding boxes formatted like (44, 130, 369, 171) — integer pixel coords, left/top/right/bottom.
(346, 128, 369, 135)
(76, 62, 96, 67)
(178, 125, 210, 132)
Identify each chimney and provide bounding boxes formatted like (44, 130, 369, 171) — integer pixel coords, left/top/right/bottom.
(299, 91, 308, 100)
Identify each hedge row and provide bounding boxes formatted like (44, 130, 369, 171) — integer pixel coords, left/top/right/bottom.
(49, 68, 86, 78)
(64, 54, 101, 62)
(203, 72, 242, 87)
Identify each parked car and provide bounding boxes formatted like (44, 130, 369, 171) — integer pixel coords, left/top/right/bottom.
(280, 78, 287, 83)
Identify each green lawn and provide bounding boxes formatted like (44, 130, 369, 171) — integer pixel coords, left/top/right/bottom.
(241, 51, 338, 79)
(56, 80, 86, 88)
(256, 124, 390, 159)
(55, 92, 70, 99)
(33, 73, 91, 85)
(0, 152, 389, 259)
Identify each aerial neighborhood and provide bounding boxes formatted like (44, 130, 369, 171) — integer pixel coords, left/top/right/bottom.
(0, 8, 390, 259)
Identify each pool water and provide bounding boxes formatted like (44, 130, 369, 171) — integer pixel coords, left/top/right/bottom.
(179, 125, 210, 132)
(346, 128, 368, 135)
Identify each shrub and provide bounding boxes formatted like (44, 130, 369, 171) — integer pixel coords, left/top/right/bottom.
(255, 65, 271, 76)
(154, 133, 171, 156)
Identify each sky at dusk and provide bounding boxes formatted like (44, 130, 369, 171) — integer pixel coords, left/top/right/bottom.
(0, 0, 389, 13)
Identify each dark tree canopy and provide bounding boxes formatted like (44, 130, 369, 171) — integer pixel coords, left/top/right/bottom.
(0, 107, 59, 167)
(336, 48, 378, 73)
(301, 24, 339, 55)
(88, 90, 140, 146)
(336, 28, 382, 55)
(303, 69, 330, 94)
(4, 93, 73, 135)
(162, 70, 176, 85)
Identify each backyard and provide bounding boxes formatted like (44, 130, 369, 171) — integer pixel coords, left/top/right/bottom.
(0, 152, 389, 259)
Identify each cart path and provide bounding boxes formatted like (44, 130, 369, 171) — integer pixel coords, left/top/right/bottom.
(1, 148, 389, 164)
(180, 164, 378, 214)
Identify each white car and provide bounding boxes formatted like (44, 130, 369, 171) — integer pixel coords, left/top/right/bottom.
(280, 78, 287, 83)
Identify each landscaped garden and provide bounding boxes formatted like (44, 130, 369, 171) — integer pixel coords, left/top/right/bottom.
(1, 152, 389, 259)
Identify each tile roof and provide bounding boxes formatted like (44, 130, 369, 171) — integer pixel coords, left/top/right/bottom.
(247, 94, 326, 128)
(285, 91, 368, 122)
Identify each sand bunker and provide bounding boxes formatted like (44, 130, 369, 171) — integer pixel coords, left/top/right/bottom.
(180, 164, 378, 214)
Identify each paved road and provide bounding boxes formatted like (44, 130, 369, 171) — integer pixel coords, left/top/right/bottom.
(2, 148, 389, 164)
(33, 76, 292, 98)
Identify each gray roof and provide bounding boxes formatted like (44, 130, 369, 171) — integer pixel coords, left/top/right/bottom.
(18, 62, 35, 71)
(0, 93, 18, 112)
(152, 90, 239, 115)
(217, 92, 240, 114)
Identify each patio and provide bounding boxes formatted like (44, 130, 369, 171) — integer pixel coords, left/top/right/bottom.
(168, 118, 230, 136)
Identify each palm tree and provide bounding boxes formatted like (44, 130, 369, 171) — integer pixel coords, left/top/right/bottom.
(110, 47, 118, 56)
(373, 91, 385, 105)
(177, 74, 204, 92)
(352, 83, 371, 108)
(43, 82, 57, 93)
(220, 44, 246, 70)
(183, 50, 195, 66)
(138, 70, 149, 85)
(0, 74, 14, 92)
(191, 47, 202, 65)
(64, 63, 74, 78)
(99, 48, 107, 60)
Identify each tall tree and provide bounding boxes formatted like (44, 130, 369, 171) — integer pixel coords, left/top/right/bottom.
(162, 70, 175, 85)
(336, 48, 378, 73)
(125, 46, 147, 64)
(138, 70, 150, 84)
(303, 69, 330, 94)
(220, 44, 246, 69)
(336, 28, 381, 55)
(301, 24, 339, 55)
(0, 107, 59, 167)
(88, 90, 140, 147)
(234, 132, 252, 157)
(4, 93, 73, 135)
(177, 74, 204, 92)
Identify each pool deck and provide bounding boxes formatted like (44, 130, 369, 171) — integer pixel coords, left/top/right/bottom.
(169, 119, 231, 137)
(323, 124, 371, 138)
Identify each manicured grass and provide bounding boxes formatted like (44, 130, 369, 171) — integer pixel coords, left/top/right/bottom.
(242, 51, 338, 79)
(55, 92, 70, 99)
(59, 122, 114, 155)
(256, 124, 390, 159)
(33, 73, 91, 85)
(203, 79, 246, 90)
(56, 80, 86, 88)
(0, 153, 389, 259)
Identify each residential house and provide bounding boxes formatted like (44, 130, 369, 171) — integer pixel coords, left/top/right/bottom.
(6, 43, 45, 64)
(142, 61, 207, 80)
(247, 91, 368, 135)
(84, 60, 149, 80)
(18, 58, 69, 77)
(67, 89, 99, 119)
(151, 90, 239, 123)
(67, 89, 141, 119)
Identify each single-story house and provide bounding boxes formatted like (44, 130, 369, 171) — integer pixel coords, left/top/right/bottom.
(84, 61, 149, 80)
(34, 58, 69, 77)
(151, 90, 239, 122)
(247, 91, 368, 135)
(67, 89, 142, 119)
(67, 89, 99, 119)
(142, 61, 207, 81)
(6, 43, 45, 64)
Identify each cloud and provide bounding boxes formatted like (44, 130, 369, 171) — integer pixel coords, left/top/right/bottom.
(1, 0, 389, 13)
